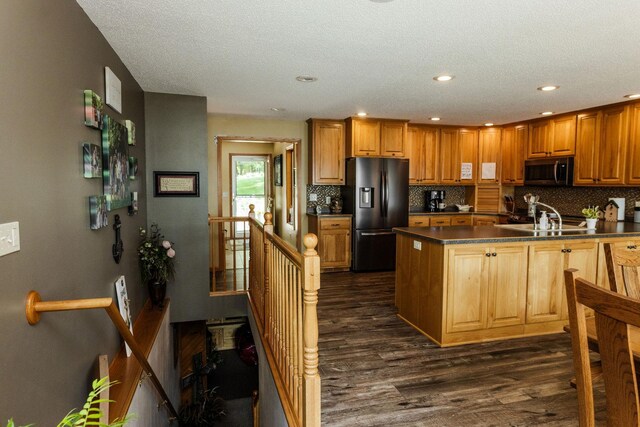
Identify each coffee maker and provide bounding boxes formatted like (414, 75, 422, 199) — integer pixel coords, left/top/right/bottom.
(425, 190, 446, 212)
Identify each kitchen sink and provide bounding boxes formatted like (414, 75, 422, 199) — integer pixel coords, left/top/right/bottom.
(495, 223, 589, 233)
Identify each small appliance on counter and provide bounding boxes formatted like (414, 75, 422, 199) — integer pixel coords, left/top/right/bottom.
(635, 201, 640, 223)
(425, 190, 446, 212)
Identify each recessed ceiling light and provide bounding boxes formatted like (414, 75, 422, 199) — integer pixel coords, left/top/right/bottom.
(270, 107, 286, 112)
(537, 85, 559, 92)
(429, 117, 441, 121)
(484, 123, 494, 127)
(433, 75, 454, 82)
(296, 75, 317, 82)
(541, 111, 554, 116)
(357, 112, 367, 117)
(624, 94, 640, 100)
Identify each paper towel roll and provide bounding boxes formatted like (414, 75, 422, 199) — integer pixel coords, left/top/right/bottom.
(609, 197, 625, 221)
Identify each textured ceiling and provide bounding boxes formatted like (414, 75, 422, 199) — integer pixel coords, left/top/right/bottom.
(76, 0, 640, 125)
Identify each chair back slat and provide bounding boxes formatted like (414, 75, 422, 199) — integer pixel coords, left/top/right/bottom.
(604, 243, 640, 299)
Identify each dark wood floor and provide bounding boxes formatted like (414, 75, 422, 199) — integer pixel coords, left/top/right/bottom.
(318, 271, 606, 426)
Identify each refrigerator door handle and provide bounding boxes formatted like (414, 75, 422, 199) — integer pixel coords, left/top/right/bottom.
(361, 231, 395, 236)
(380, 171, 387, 217)
(383, 170, 389, 217)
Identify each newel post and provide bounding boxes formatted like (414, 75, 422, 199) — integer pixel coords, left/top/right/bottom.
(248, 204, 255, 219)
(302, 233, 321, 427)
(263, 212, 273, 335)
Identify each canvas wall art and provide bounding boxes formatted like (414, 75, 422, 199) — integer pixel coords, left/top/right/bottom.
(102, 115, 131, 211)
(89, 195, 108, 230)
(128, 156, 138, 180)
(125, 120, 136, 145)
(83, 89, 104, 129)
(115, 276, 133, 357)
(83, 143, 102, 178)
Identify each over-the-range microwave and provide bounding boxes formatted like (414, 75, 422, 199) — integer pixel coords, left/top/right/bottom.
(524, 157, 574, 186)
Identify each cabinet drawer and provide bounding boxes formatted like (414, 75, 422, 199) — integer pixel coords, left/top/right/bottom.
(451, 216, 472, 226)
(320, 218, 351, 230)
(431, 217, 451, 226)
(409, 216, 430, 227)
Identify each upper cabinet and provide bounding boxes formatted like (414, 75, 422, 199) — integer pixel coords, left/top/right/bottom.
(574, 105, 629, 186)
(477, 127, 502, 184)
(627, 103, 640, 185)
(407, 125, 439, 185)
(307, 119, 345, 185)
(501, 124, 527, 185)
(345, 117, 407, 158)
(440, 127, 478, 184)
(527, 114, 576, 159)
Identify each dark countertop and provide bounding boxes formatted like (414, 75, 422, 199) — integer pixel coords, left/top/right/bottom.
(307, 213, 352, 217)
(393, 221, 640, 245)
(409, 211, 506, 216)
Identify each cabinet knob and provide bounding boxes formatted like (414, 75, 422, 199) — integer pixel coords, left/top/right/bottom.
(492, 252, 497, 257)
(628, 245, 637, 250)
(561, 249, 566, 253)
(331, 223, 340, 227)
(567, 248, 572, 253)
(485, 253, 491, 257)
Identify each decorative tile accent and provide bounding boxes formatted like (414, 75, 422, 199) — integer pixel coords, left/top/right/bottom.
(306, 185, 341, 212)
(409, 186, 466, 210)
(514, 186, 640, 219)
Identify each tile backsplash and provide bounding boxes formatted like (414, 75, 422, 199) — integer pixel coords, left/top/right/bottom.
(306, 185, 341, 212)
(514, 186, 640, 218)
(409, 186, 466, 210)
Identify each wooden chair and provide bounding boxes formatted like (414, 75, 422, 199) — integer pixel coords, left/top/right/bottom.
(604, 242, 640, 299)
(565, 268, 640, 426)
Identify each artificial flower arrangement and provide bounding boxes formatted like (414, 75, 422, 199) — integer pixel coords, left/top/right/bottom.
(581, 206, 600, 219)
(138, 223, 176, 284)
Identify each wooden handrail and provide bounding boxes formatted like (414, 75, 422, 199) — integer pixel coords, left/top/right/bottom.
(25, 291, 178, 422)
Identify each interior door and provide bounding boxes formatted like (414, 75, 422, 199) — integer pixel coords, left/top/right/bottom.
(231, 155, 270, 234)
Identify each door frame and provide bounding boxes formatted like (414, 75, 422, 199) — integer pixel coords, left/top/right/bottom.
(228, 153, 272, 235)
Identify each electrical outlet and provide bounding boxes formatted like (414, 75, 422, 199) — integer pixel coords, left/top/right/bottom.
(309, 193, 317, 202)
(0, 222, 20, 257)
(326, 196, 331, 204)
(413, 240, 422, 251)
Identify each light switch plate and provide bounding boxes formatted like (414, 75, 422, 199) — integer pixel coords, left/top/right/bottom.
(309, 193, 317, 202)
(413, 240, 422, 250)
(0, 222, 20, 257)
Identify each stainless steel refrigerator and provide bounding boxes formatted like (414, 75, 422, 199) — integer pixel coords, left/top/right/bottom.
(341, 157, 409, 271)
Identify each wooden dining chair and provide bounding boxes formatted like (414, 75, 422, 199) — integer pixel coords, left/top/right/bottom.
(604, 242, 640, 299)
(565, 268, 640, 426)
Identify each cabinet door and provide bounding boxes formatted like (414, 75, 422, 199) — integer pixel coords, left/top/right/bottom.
(352, 120, 381, 157)
(380, 121, 406, 157)
(318, 220, 351, 269)
(574, 111, 600, 185)
(487, 245, 528, 328)
(309, 120, 345, 185)
(561, 241, 598, 319)
(446, 247, 489, 333)
(458, 129, 478, 184)
(473, 216, 498, 226)
(431, 217, 451, 226)
(502, 125, 526, 184)
(626, 103, 640, 185)
(422, 127, 439, 184)
(439, 128, 459, 184)
(527, 121, 550, 159)
(407, 126, 425, 184)
(478, 127, 501, 184)
(549, 115, 576, 156)
(526, 243, 565, 323)
(598, 105, 629, 185)
(451, 216, 472, 226)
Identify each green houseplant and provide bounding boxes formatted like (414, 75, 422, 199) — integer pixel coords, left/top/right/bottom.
(138, 223, 176, 307)
(581, 206, 600, 230)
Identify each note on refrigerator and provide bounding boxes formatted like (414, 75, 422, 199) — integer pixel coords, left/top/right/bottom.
(460, 163, 473, 180)
(481, 162, 496, 180)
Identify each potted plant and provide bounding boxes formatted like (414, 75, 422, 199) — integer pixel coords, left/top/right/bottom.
(138, 223, 176, 307)
(581, 206, 600, 230)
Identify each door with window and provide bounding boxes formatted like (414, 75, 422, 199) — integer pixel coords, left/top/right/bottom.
(231, 155, 271, 234)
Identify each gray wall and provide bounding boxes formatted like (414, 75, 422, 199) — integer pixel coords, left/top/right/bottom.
(0, 0, 147, 424)
(144, 93, 246, 322)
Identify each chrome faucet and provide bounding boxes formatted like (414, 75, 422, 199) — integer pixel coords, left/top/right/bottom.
(534, 202, 563, 230)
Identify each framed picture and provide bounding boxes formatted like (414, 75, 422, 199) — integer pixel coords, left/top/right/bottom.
(83, 89, 104, 129)
(128, 192, 138, 216)
(274, 154, 282, 186)
(125, 120, 136, 146)
(102, 115, 131, 211)
(114, 276, 133, 357)
(128, 156, 138, 180)
(83, 143, 102, 178)
(154, 171, 200, 197)
(89, 195, 108, 230)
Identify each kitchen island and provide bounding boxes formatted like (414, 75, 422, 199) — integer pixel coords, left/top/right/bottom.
(393, 222, 640, 346)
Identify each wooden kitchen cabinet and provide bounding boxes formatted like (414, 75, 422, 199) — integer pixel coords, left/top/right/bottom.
(446, 245, 527, 333)
(451, 216, 472, 226)
(345, 117, 407, 158)
(526, 241, 597, 323)
(574, 105, 629, 186)
(430, 216, 451, 226)
(477, 127, 501, 184)
(307, 119, 345, 185)
(409, 216, 430, 227)
(501, 125, 527, 185)
(439, 127, 478, 184)
(473, 215, 500, 226)
(527, 115, 576, 159)
(626, 103, 640, 184)
(407, 125, 439, 184)
(308, 215, 352, 272)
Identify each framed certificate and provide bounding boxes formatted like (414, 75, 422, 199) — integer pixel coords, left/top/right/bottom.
(154, 171, 200, 197)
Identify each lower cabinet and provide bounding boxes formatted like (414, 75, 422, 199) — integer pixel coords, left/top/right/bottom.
(473, 215, 500, 226)
(308, 215, 352, 272)
(446, 245, 527, 333)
